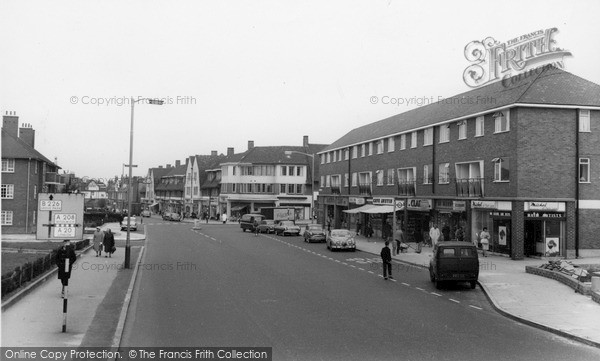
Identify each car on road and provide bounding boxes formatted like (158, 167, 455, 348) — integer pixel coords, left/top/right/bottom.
(257, 219, 276, 234)
(326, 229, 355, 251)
(274, 220, 301, 236)
(120, 216, 138, 231)
(429, 241, 479, 290)
(162, 212, 181, 221)
(240, 214, 266, 232)
(304, 224, 326, 243)
(141, 210, 151, 217)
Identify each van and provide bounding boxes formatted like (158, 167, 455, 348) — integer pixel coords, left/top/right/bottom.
(429, 241, 479, 289)
(240, 214, 266, 232)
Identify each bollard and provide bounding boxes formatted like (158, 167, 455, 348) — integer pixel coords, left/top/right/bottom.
(592, 276, 600, 293)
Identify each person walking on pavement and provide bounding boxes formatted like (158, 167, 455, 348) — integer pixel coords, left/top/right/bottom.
(441, 223, 451, 242)
(222, 213, 228, 224)
(92, 227, 104, 257)
(480, 227, 490, 257)
(455, 225, 465, 242)
(393, 227, 405, 255)
(56, 240, 76, 298)
(429, 223, 440, 248)
(380, 241, 393, 280)
(103, 228, 115, 258)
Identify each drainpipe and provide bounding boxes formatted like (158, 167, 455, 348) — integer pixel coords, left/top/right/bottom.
(26, 158, 31, 233)
(575, 111, 580, 258)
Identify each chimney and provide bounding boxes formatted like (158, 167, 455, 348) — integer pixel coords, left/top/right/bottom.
(175, 160, 181, 167)
(159, 165, 163, 168)
(248, 140, 254, 150)
(227, 147, 234, 156)
(2, 112, 19, 139)
(211, 150, 218, 156)
(19, 124, 35, 148)
(166, 164, 172, 168)
(303, 135, 309, 148)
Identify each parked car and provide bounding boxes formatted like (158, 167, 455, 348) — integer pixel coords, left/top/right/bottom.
(257, 219, 276, 234)
(120, 216, 138, 231)
(429, 241, 479, 290)
(240, 214, 265, 232)
(141, 210, 151, 217)
(274, 220, 301, 236)
(326, 229, 355, 251)
(304, 224, 326, 243)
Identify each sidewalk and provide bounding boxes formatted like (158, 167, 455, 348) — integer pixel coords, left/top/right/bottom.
(355, 235, 600, 347)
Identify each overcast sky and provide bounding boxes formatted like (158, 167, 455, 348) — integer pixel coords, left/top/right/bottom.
(2, 0, 599, 181)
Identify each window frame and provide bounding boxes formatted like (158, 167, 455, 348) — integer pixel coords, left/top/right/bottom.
(493, 158, 510, 182)
(1, 184, 15, 199)
(438, 163, 450, 184)
(475, 116, 484, 137)
(439, 124, 450, 143)
(494, 109, 510, 133)
(579, 158, 590, 183)
(458, 120, 467, 140)
(2, 158, 15, 173)
(411, 132, 417, 149)
(1, 210, 13, 226)
(388, 137, 395, 152)
(424, 128, 433, 146)
(579, 109, 591, 132)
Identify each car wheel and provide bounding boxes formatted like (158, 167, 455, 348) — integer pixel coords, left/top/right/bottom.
(242, 228, 246, 232)
(470, 281, 477, 289)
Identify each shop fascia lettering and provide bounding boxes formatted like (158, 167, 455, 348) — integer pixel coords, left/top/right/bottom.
(525, 202, 564, 212)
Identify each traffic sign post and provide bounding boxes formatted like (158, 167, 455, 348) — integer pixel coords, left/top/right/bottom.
(36, 194, 84, 241)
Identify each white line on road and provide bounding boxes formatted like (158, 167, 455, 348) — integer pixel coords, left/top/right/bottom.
(401, 282, 410, 287)
(335, 260, 341, 263)
(368, 271, 374, 274)
(449, 299, 460, 304)
(341, 262, 348, 265)
(469, 305, 482, 310)
(349, 265, 356, 268)
(416, 287, 426, 291)
(358, 268, 365, 271)
(431, 292, 443, 297)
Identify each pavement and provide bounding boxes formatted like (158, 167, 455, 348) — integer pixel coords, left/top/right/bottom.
(1, 219, 599, 349)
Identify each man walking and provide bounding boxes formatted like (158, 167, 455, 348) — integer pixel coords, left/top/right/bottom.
(56, 240, 76, 298)
(393, 227, 405, 255)
(380, 241, 393, 280)
(429, 223, 440, 248)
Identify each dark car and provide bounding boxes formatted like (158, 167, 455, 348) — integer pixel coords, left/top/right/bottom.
(274, 220, 301, 236)
(257, 220, 276, 234)
(304, 224, 326, 243)
(240, 214, 265, 232)
(429, 241, 479, 289)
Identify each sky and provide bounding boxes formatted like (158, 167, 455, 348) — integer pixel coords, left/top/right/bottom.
(1, 0, 599, 181)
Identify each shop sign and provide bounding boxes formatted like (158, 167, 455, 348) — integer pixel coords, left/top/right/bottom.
(471, 200, 497, 209)
(407, 199, 432, 211)
(372, 197, 394, 205)
(349, 197, 365, 205)
(336, 197, 349, 206)
(322, 196, 335, 204)
(525, 202, 562, 211)
(525, 212, 564, 219)
(453, 201, 466, 212)
(490, 211, 511, 217)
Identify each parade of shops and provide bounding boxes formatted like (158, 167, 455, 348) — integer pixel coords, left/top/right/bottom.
(317, 67, 600, 260)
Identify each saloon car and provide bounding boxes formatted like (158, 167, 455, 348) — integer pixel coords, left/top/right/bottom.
(303, 224, 326, 243)
(326, 229, 356, 251)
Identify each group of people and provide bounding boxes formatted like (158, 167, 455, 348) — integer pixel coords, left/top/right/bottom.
(428, 223, 490, 256)
(92, 227, 116, 258)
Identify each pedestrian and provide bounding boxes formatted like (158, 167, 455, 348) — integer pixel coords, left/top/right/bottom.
(56, 239, 76, 298)
(327, 217, 332, 234)
(103, 228, 115, 258)
(429, 223, 440, 248)
(365, 222, 373, 239)
(254, 219, 260, 236)
(480, 227, 490, 257)
(92, 227, 104, 257)
(455, 225, 465, 242)
(441, 223, 451, 242)
(394, 227, 405, 255)
(222, 213, 228, 224)
(356, 218, 361, 236)
(380, 241, 393, 280)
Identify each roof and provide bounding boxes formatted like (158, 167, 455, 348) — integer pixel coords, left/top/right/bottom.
(322, 67, 600, 152)
(1, 128, 58, 167)
(223, 144, 329, 165)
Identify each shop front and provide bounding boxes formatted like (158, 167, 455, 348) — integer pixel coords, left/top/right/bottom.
(524, 202, 566, 257)
(471, 200, 512, 256)
(434, 200, 467, 242)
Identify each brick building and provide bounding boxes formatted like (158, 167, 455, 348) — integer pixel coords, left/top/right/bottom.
(1, 113, 63, 234)
(318, 67, 600, 259)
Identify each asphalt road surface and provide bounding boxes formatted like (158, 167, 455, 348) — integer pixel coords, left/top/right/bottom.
(121, 222, 600, 361)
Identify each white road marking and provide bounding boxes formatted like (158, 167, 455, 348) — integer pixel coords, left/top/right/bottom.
(431, 292, 443, 297)
(368, 271, 375, 274)
(401, 282, 410, 287)
(358, 268, 365, 271)
(449, 299, 460, 304)
(416, 287, 426, 291)
(469, 305, 482, 310)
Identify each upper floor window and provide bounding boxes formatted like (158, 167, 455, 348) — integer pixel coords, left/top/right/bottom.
(423, 164, 433, 184)
(579, 109, 591, 132)
(1, 184, 14, 199)
(351, 172, 358, 187)
(439, 124, 450, 143)
(2, 158, 15, 173)
(332, 151, 337, 163)
(320, 154, 325, 165)
(439, 163, 450, 184)
(424, 128, 433, 146)
(387, 168, 395, 185)
(344, 173, 349, 187)
(344, 148, 350, 160)
(475, 116, 484, 137)
(352, 146, 358, 159)
(579, 158, 590, 183)
(494, 109, 510, 133)
(411, 132, 417, 148)
(376, 140, 384, 154)
(400, 134, 406, 150)
(388, 137, 395, 152)
(360, 144, 366, 157)
(368, 142, 373, 156)
(376, 170, 384, 186)
(458, 120, 467, 140)
(1, 210, 13, 226)
(281, 166, 287, 176)
(288, 166, 295, 176)
(492, 157, 510, 182)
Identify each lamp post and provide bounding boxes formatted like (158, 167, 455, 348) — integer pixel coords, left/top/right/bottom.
(125, 97, 164, 269)
(284, 150, 315, 224)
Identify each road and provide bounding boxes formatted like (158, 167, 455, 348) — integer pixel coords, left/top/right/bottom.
(121, 221, 600, 361)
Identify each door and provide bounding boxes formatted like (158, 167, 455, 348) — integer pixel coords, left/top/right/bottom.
(524, 220, 542, 257)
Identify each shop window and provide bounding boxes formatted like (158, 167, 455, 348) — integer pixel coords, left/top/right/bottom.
(579, 158, 590, 183)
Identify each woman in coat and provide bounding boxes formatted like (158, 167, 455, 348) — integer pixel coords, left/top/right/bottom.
(92, 227, 104, 257)
(103, 229, 115, 258)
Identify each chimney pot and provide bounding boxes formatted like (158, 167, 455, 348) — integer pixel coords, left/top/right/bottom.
(227, 147, 234, 156)
(303, 135, 309, 148)
(211, 150, 218, 156)
(175, 160, 181, 167)
(248, 140, 254, 150)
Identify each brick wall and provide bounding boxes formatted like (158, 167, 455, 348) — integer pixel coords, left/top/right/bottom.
(526, 266, 591, 295)
(1, 159, 42, 234)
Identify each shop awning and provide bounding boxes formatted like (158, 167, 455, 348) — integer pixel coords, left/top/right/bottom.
(343, 204, 377, 213)
(362, 205, 397, 214)
(231, 205, 247, 211)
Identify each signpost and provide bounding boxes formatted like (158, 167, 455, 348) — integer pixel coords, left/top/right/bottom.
(37, 194, 84, 241)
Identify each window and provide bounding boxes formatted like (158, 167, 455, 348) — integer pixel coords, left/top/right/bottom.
(2, 158, 15, 173)
(579, 110, 591, 132)
(439, 163, 450, 184)
(579, 158, 590, 183)
(493, 158, 510, 182)
(400, 134, 406, 150)
(332, 151, 337, 162)
(424, 164, 433, 184)
(352, 146, 358, 159)
(388, 137, 395, 152)
(475, 116, 484, 136)
(376, 170, 384, 186)
(326, 175, 331, 187)
(439, 125, 450, 143)
(320, 154, 325, 164)
(458, 120, 467, 140)
(352, 173, 358, 187)
(33, 185, 37, 199)
(1, 211, 13, 226)
(289, 166, 295, 176)
(288, 184, 294, 194)
(344, 149, 349, 160)
(296, 184, 303, 194)
(320, 176, 325, 187)
(397, 168, 415, 182)
(368, 142, 373, 156)
(376, 140, 384, 154)
(494, 109, 510, 133)
(344, 173, 349, 187)
(387, 168, 395, 185)
(411, 132, 417, 148)
(360, 144, 366, 157)
(424, 128, 433, 146)
(1, 184, 14, 199)
(297, 167, 302, 176)
(281, 166, 287, 176)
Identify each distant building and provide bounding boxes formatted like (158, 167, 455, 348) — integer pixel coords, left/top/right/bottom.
(184, 151, 225, 218)
(1, 112, 64, 233)
(155, 160, 187, 215)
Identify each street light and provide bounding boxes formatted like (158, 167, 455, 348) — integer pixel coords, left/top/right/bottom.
(284, 150, 315, 224)
(125, 97, 164, 269)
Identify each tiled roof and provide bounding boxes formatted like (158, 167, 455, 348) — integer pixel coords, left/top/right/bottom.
(322, 67, 600, 152)
(225, 144, 329, 165)
(1, 128, 58, 166)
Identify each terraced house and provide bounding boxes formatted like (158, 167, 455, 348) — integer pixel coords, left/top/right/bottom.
(318, 67, 600, 260)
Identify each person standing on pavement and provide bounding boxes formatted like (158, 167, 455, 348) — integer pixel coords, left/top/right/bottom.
(441, 223, 451, 242)
(253, 219, 260, 236)
(222, 213, 228, 224)
(356, 218, 361, 236)
(103, 229, 115, 258)
(92, 227, 104, 257)
(56, 240, 76, 298)
(380, 241, 393, 280)
(429, 223, 440, 248)
(393, 227, 404, 255)
(479, 227, 490, 257)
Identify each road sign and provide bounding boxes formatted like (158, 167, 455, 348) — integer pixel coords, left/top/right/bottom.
(37, 193, 84, 241)
(40, 200, 62, 211)
(54, 225, 76, 238)
(55, 213, 76, 224)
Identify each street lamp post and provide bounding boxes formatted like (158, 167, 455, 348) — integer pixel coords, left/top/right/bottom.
(284, 150, 315, 224)
(125, 97, 163, 269)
